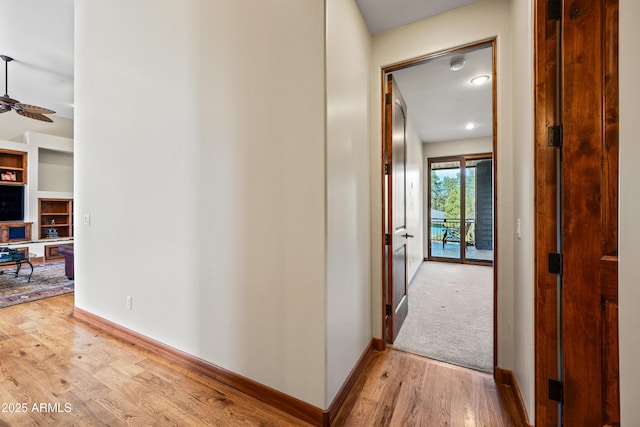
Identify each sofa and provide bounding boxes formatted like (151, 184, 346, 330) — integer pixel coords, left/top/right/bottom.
(58, 246, 74, 279)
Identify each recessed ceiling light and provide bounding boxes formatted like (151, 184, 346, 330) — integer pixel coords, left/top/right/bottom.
(465, 122, 476, 130)
(449, 56, 466, 71)
(471, 75, 491, 85)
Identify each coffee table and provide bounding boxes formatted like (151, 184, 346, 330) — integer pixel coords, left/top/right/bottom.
(0, 251, 34, 282)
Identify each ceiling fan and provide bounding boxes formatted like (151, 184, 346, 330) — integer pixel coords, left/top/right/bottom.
(0, 55, 55, 123)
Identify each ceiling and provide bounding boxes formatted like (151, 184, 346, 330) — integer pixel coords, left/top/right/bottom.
(355, 0, 491, 144)
(0, 0, 489, 144)
(392, 44, 493, 143)
(0, 0, 74, 120)
(355, 0, 478, 36)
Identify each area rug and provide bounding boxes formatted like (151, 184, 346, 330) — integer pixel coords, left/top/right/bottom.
(392, 261, 493, 373)
(0, 262, 73, 308)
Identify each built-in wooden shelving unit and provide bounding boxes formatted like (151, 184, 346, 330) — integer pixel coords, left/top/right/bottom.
(39, 198, 73, 240)
(0, 149, 27, 184)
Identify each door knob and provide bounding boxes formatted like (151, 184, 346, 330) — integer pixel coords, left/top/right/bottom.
(402, 233, 414, 238)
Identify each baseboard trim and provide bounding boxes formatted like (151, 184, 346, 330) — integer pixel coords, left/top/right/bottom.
(322, 340, 374, 426)
(372, 337, 386, 351)
(74, 307, 374, 426)
(495, 367, 533, 427)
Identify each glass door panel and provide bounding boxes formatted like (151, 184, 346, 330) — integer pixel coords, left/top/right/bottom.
(429, 160, 461, 260)
(465, 158, 493, 262)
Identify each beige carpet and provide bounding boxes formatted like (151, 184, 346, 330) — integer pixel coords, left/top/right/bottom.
(392, 261, 493, 373)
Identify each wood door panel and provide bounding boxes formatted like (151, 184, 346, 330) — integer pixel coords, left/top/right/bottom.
(534, 0, 562, 424)
(536, 286, 560, 425)
(601, 2, 620, 422)
(385, 74, 409, 343)
(601, 256, 619, 425)
(535, 0, 619, 425)
(392, 245, 408, 339)
(561, 3, 605, 422)
(603, 0, 619, 258)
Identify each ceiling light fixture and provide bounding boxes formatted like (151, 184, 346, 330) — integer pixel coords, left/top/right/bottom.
(470, 74, 491, 85)
(465, 122, 476, 130)
(449, 56, 466, 71)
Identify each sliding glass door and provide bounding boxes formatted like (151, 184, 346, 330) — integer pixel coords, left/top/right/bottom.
(429, 159, 461, 260)
(428, 155, 493, 264)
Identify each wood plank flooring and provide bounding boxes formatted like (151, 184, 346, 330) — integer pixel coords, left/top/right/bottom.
(0, 294, 515, 426)
(0, 294, 309, 426)
(332, 349, 515, 426)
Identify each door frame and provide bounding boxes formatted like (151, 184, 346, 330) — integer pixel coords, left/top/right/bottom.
(380, 38, 499, 371)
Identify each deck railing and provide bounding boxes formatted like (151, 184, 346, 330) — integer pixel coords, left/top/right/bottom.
(429, 219, 475, 245)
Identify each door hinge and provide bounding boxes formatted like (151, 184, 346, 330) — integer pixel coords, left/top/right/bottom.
(384, 163, 390, 175)
(547, 0, 562, 21)
(548, 253, 563, 275)
(547, 125, 563, 148)
(385, 93, 391, 105)
(385, 234, 391, 245)
(385, 304, 392, 316)
(548, 379, 564, 402)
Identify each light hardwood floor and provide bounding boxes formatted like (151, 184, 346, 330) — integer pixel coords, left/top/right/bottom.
(333, 349, 514, 426)
(0, 294, 514, 426)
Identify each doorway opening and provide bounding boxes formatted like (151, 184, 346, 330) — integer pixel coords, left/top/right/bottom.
(382, 40, 497, 373)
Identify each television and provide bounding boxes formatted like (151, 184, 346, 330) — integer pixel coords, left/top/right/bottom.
(0, 185, 24, 222)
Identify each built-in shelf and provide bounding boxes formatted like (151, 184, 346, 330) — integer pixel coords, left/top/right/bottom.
(39, 198, 73, 240)
(0, 149, 27, 184)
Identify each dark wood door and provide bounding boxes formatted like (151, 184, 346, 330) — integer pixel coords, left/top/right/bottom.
(384, 75, 409, 343)
(535, 0, 619, 425)
(562, 1, 620, 425)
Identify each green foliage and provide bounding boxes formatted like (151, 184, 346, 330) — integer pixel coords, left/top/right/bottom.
(445, 184, 460, 219)
(430, 171, 446, 211)
(431, 168, 477, 220)
(465, 167, 476, 219)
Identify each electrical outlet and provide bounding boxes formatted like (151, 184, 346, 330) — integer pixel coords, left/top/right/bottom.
(83, 214, 91, 225)
(126, 296, 132, 310)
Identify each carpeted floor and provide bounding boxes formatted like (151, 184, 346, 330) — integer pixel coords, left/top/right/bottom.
(392, 261, 493, 373)
(0, 261, 73, 308)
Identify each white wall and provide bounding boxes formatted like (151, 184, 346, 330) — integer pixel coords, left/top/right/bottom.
(38, 148, 73, 193)
(75, 0, 328, 408)
(325, 0, 373, 407)
(510, 0, 535, 421)
(371, 0, 515, 371)
(423, 137, 493, 159)
(619, 0, 640, 423)
(0, 114, 73, 142)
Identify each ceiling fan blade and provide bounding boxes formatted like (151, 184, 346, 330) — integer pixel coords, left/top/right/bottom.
(15, 103, 55, 115)
(17, 110, 54, 123)
(0, 96, 18, 106)
(0, 98, 11, 113)
(1, 55, 55, 123)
